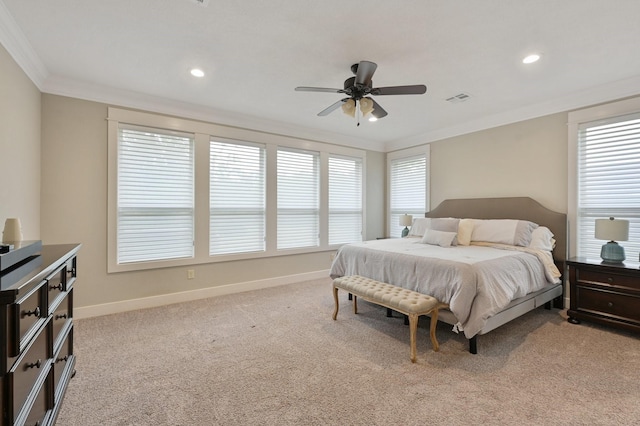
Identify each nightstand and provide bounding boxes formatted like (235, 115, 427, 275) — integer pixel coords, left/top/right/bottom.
(567, 257, 640, 333)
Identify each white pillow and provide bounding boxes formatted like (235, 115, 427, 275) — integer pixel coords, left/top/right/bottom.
(408, 218, 431, 237)
(457, 219, 475, 246)
(430, 218, 460, 245)
(471, 219, 538, 246)
(528, 226, 556, 251)
(421, 229, 458, 247)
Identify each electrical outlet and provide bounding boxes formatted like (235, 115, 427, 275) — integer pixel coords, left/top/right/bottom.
(187, 269, 195, 279)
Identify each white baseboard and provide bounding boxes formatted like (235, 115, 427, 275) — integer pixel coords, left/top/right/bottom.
(74, 269, 331, 319)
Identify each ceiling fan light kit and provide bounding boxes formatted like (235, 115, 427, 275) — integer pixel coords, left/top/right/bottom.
(295, 60, 427, 126)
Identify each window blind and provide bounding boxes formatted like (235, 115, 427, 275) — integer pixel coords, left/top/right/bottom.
(117, 125, 195, 263)
(389, 155, 427, 238)
(577, 113, 640, 259)
(328, 155, 363, 245)
(210, 140, 266, 255)
(277, 148, 320, 249)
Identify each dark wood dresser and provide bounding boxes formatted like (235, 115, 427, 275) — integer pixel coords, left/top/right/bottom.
(567, 257, 640, 333)
(1, 244, 80, 426)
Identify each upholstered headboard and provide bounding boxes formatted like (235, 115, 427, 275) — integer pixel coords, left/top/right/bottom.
(425, 197, 567, 262)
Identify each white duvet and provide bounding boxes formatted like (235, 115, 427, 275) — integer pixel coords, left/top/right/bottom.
(329, 237, 561, 338)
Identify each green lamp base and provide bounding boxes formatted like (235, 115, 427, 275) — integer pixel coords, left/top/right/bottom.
(600, 241, 625, 263)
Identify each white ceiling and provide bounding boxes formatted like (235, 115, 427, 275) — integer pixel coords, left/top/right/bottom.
(3, 0, 640, 152)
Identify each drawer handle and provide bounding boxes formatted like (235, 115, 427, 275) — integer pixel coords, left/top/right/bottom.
(607, 278, 614, 283)
(22, 307, 41, 318)
(50, 282, 64, 291)
(55, 313, 68, 320)
(56, 355, 69, 363)
(25, 359, 42, 370)
(608, 302, 614, 308)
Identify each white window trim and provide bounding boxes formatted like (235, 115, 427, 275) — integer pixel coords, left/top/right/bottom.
(386, 145, 431, 237)
(107, 107, 365, 272)
(567, 96, 640, 257)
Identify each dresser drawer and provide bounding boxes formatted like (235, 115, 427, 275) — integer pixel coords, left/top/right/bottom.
(53, 327, 74, 404)
(51, 289, 72, 351)
(9, 283, 47, 357)
(9, 318, 51, 424)
(66, 256, 77, 284)
(46, 264, 67, 307)
(15, 369, 53, 426)
(575, 286, 640, 323)
(575, 268, 640, 291)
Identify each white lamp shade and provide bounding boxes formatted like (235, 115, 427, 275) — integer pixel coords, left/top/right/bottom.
(399, 214, 413, 227)
(360, 98, 374, 116)
(595, 218, 629, 241)
(341, 99, 356, 117)
(3, 218, 23, 243)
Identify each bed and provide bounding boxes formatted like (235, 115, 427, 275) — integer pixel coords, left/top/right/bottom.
(329, 197, 567, 354)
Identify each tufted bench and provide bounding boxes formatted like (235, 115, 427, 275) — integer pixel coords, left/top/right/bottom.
(332, 275, 446, 363)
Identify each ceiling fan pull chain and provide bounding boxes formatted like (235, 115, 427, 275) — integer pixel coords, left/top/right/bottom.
(356, 100, 361, 126)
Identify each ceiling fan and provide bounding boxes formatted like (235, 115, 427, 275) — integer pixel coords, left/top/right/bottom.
(295, 60, 427, 125)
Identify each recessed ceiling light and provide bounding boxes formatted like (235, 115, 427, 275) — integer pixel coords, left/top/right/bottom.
(522, 54, 541, 64)
(190, 68, 205, 78)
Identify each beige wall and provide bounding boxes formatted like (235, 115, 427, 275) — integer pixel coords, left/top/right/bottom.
(428, 113, 568, 214)
(40, 94, 386, 309)
(0, 44, 41, 240)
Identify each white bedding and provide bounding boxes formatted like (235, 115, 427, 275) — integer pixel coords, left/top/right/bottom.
(329, 237, 561, 338)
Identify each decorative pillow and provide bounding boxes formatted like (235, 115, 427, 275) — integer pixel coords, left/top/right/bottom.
(408, 218, 431, 237)
(457, 218, 475, 246)
(527, 226, 556, 251)
(421, 229, 458, 247)
(430, 218, 460, 245)
(471, 219, 538, 247)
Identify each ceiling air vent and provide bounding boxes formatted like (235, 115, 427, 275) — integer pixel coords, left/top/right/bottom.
(446, 93, 471, 103)
(188, 0, 210, 6)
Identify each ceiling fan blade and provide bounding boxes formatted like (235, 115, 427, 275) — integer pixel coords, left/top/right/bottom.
(370, 99, 388, 118)
(295, 86, 345, 93)
(355, 61, 377, 86)
(317, 98, 349, 116)
(371, 85, 427, 96)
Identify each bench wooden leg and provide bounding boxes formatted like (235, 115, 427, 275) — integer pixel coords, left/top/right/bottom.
(332, 286, 339, 320)
(408, 313, 419, 363)
(429, 308, 440, 352)
(353, 295, 358, 314)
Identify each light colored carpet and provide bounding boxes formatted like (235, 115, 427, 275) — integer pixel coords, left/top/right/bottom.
(57, 278, 640, 425)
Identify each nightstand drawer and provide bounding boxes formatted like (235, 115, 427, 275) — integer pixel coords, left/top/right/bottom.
(576, 286, 640, 323)
(575, 269, 640, 291)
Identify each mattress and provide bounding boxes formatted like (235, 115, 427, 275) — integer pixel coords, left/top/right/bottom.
(329, 237, 560, 338)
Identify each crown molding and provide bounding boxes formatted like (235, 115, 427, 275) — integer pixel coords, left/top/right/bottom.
(0, 1, 48, 88)
(41, 74, 385, 152)
(385, 74, 640, 152)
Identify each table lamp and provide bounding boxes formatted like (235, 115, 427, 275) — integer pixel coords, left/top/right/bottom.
(595, 217, 629, 263)
(2, 218, 23, 243)
(399, 214, 413, 238)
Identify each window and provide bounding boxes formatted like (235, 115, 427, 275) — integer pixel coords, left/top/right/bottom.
(328, 155, 363, 245)
(117, 125, 195, 264)
(388, 149, 429, 238)
(575, 112, 640, 258)
(108, 107, 366, 272)
(210, 140, 266, 255)
(277, 148, 320, 250)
